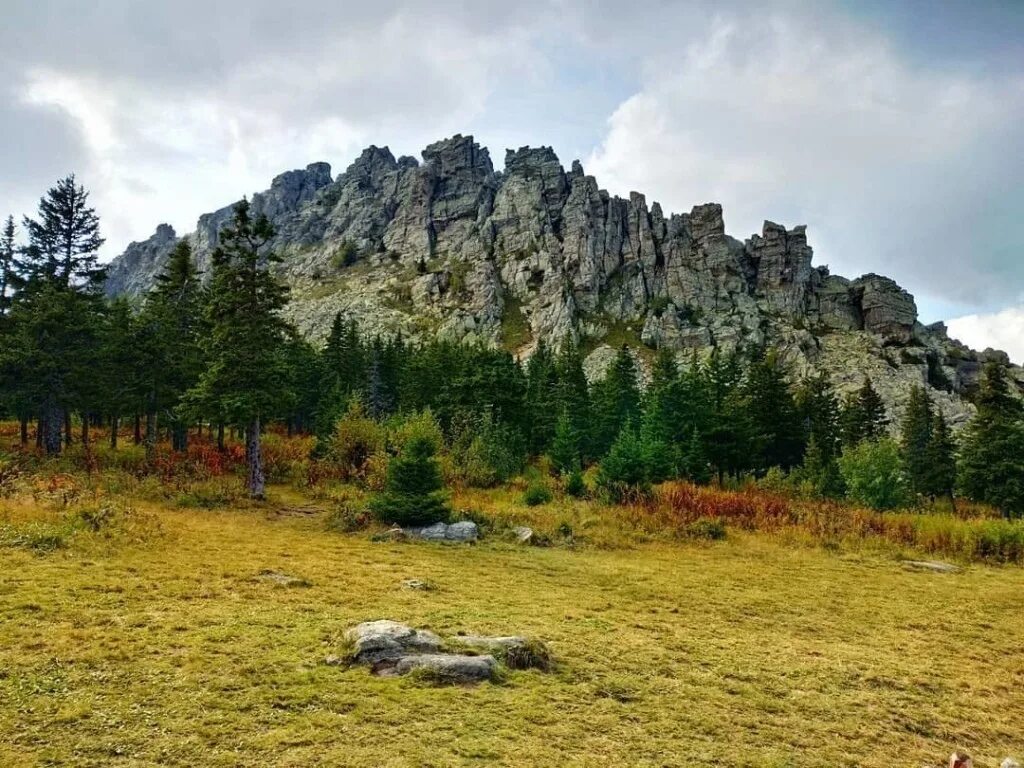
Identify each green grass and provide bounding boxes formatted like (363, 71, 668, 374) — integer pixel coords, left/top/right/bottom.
(1, 487, 1022, 766)
(499, 294, 532, 352)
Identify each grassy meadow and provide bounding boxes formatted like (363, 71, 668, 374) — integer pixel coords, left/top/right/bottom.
(1, 429, 1023, 767)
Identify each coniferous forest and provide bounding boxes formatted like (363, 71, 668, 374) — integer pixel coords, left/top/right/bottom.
(2, 177, 1024, 522)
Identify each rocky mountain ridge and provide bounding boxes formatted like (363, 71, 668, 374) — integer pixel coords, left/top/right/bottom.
(105, 134, 1022, 427)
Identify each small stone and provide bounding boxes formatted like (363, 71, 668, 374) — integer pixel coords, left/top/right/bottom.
(393, 653, 497, 684)
(401, 579, 436, 591)
(949, 752, 973, 768)
(512, 526, 534, 544)
(1001, 758, 1021, 768)
(904, 560, 960, 574)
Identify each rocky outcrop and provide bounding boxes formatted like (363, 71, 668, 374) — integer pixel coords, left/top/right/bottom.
(105, 134, 1022, 423)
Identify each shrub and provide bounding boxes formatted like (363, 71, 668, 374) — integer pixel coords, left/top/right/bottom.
(564, 466, 587, 498)
(838, 438, 910, 511)
(326, 502, 371, 533)
(597, 425, 650, 502)
(684, 517, 727, 540)
(522, 479, 553, 507)
(369, 434, 450, 527)
(327, 399, 384, 482)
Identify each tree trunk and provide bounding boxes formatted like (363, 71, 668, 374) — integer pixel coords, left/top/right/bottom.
(110, 416, 119, 449)
(172, 422, 188, 453)
(246, 417, 265, 499)
(19, 416, 28, 446)
(133, 414, 142, 444)
(145, 410, 157, 461)
(36, 418, 43, 449)
(287, 419, 294, 438)
(43, 397, 62, 455)
(64, 410, 72, 446)
(217, 423, 225, 452)
(81, 413, 89, 447)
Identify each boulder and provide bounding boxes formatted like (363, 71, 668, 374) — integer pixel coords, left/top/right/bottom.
(949, 752, 973, 768)
(393, 653, 497, 683)
(1002, 759, 1021, 768)
(345, 620, 443, 665)
(903, 560, 961, 574)
(406, 520, 479, 542)
(512, 526, 535, 544)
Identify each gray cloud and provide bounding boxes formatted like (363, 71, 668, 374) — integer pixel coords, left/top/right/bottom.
(2, 0, 1022, 337)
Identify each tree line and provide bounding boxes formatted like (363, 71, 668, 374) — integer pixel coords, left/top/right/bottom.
(1, 176, 1023, 514)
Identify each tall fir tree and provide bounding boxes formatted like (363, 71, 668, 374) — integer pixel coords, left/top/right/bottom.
(0, 215, 23, 317)
(958, 362, 1024, 517)
(592, 346, 641, 456)
(743, 349, 804, 474)
(185, 200, 291, 498)
(924, 410, 957, 508)
(840, 376, 889, 446)
(900, 384, 934, 498)
(6, 176, 105, 453)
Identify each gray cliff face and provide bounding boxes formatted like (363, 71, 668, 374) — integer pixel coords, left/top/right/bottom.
(104, 134, 1022, 427)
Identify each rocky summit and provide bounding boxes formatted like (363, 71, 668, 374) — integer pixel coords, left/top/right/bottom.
(104, 134, 1023, 426)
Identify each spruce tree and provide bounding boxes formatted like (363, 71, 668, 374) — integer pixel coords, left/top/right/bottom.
(526, 339, 559, 454)
(592, 346, 641, 456)
(369, 434, 449, 526)
(924, 410, 957, 508)
(743, 349, 804, 474)
(900, 385, 934, 498)
(185, 200, 291, 498)
(6, 176, 105, 453)
(548, 410, 581, 475)
(0, 215, 23, 317)
(796, 372, 841, 463)
(841, 377, 889, 446)
(958, 362, 1024, 517)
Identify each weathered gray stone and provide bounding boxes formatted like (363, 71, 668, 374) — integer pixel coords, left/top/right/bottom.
(903, 560, 961, 574)
(345, 620, 443, 665)
(392, 653, 497, 683)
(406, 521, 479, 542)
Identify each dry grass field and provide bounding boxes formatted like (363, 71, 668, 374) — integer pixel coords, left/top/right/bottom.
(2, 483, 1022, 767)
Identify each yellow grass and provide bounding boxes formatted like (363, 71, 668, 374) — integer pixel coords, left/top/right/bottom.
(1, 488, 1022, 767)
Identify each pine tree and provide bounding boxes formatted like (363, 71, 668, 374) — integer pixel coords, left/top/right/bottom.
(526, 340, 559, 454)
(681, 427, 712, 485)
(743, 349, 804, 474)
(704, 348, 747, 484)
(841, 377, 888, 446)
(958, 362, 1024, 517)
(924, 410, 957, 508)
(900, 384, 934, 498)
(796, 372, 841, 463)
(5, 177, 106, 453)
(592, 346, 641, 455)
(0, 216, 23, 317)
(548, 410, 581, 475)
(21, 175, 105, 290)
(597, 423, 650, 501)
(369, 434, 449, 526)
(184, 200, 291, 498)
(554, 338, 591, 458)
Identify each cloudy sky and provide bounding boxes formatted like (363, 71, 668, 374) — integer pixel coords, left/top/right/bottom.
(2, 0, 1022, 357)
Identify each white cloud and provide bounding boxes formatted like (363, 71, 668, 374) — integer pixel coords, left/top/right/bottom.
(10, 6, 550, 255)
(587, 11, 1024, 311)
(948, 308, 1024, 365)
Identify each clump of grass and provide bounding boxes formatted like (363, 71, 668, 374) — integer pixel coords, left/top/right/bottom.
(683, 517, 727, 541)
(503, 639, 553, 672)
(326, 502, 371, 533)
(0, 520, 74, 552)
(592, 676, 641, 703)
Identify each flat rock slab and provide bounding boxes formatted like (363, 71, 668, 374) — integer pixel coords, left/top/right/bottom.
(401, 578, 437, 591)
(346, 620, 443, 665)
(903, 560, 961, 574)
(406, 521, 479, 542)
(392, 653, 497, 683)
